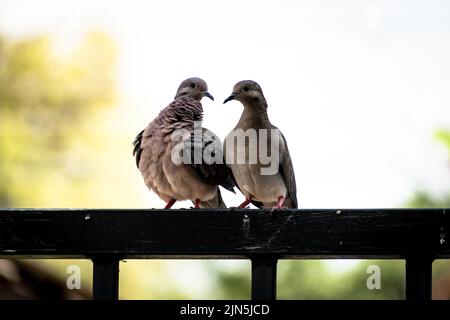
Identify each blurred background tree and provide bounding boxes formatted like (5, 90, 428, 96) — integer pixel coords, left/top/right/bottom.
(406, 130, 450, 208)
(0, 32, 116, 207)
(0, 31, 120, 298)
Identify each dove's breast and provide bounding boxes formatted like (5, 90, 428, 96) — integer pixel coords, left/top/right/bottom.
(139, 131, 217, 203)
(225, 127, 288, 205)
(229, 163, 287, 204)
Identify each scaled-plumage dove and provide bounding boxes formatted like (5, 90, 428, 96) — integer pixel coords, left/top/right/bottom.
(133, 77, 235, 209)
(223, 80, 298, 209)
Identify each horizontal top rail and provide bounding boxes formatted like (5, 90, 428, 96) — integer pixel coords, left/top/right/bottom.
(0, 208, 448, 259)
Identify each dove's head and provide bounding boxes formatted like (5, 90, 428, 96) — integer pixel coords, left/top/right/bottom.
(175, 77, 214, 102)
(223, 80, 266, 108)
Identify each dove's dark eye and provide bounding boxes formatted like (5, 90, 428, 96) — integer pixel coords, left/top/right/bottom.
(190, 83, 195, 88)
(243, 86, 249, 92)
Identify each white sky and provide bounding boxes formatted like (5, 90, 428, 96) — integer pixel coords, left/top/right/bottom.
(1, 0, 449, 208)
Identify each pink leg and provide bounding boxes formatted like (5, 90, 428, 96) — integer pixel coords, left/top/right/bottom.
(164, 199, 176, 209)
(237, 198, 252, 208)
(194, 199, 201, 208)
(273, 195, 285, 209)
(270, 196, 285, 214)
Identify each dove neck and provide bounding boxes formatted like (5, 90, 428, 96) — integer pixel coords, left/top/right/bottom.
(239, 101, 270, 125)
(165, 97, 204, 123)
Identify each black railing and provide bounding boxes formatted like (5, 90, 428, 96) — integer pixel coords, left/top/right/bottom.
(0, 208, 448, 300)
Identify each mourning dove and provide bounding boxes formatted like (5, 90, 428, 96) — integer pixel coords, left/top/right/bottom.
(223, 80, 298, 209)
(133, 77, 235, 209)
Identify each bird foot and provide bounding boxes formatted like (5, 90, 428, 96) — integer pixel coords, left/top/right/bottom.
(268, 196, 286, 215)
(269, 206, 280, 215)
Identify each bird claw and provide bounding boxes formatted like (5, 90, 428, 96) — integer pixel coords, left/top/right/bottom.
(269, 206, 280, 216)
(269, 196, 285, 215)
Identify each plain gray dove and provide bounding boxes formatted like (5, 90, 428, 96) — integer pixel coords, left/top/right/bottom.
(223, 80, 298, 209)
(133, 77, 235, 209)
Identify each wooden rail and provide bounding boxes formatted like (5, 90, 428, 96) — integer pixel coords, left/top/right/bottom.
(0, 208, 448, 300)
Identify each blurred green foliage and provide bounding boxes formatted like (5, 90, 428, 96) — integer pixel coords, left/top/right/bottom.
(0, 32, 116, 207)
(204, 260, 406, 300)
(406, 129, 450, 209)
(406, 191, 450, 208)
(435, 129, 450, 154)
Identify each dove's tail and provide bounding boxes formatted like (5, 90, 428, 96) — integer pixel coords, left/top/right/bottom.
(198, 188, 227, 209)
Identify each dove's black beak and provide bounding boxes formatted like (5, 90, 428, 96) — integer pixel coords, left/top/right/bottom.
(203, 91, 214, 101)
(223, 94, 236, 104)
